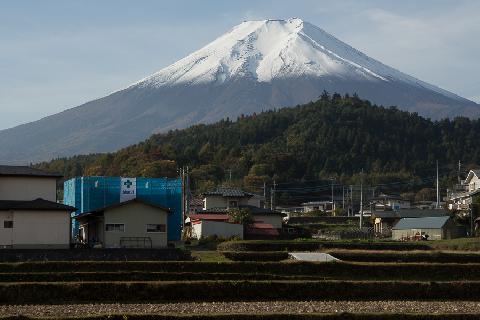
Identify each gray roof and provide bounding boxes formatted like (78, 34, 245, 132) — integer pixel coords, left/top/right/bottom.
(0, 165, 62, 178)
(373, 209, 449, 219)
(202, 205, 286, 217)
(203, 187, 253, 198)
(0, 199, 75, 211)
(75, 198, 171, 219)
(392, 216, 450, 230)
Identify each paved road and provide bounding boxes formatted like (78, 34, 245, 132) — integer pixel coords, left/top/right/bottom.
(1, 301, 479, 317)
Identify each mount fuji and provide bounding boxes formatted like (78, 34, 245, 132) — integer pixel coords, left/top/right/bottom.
(1, 18, 479, 164)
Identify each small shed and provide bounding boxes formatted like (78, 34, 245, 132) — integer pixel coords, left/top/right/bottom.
(391, 216, 459, 241)
(75, 198, 171, 248)
(187, 214, 243, 240)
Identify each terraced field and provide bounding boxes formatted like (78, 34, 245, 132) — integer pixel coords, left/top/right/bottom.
(1, 240, 480, 319)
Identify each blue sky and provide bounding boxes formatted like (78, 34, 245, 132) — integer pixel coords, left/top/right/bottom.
(0, 0, 479, 129)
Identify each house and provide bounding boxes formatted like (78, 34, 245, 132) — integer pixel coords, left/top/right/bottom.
(302, 201, 334, 214)
(0, 165, 75, 249)
(370, 194, 411, 211)
(187, 205, 286, 240)
(202, 187, 266, 210)
(187, 187, 285, 239)
(391, 216, 462, 241)
(448, 169, 480, 212)
(372, 209, 450, 236)
(189, 197, 204, 214)
(187, 214, 243, 240)
(74, 198, 171, 248)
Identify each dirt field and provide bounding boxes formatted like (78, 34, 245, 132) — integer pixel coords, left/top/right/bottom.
(1, 301, 480, 317)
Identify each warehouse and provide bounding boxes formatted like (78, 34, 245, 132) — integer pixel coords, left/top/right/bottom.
(75, 198, 171, 248)
(391, 216, 461, 241)
(64, 176, 182, 241)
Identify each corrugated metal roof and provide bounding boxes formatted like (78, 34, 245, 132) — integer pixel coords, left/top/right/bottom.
(392, 216, 450, 230)
(289, 252, 339, 262)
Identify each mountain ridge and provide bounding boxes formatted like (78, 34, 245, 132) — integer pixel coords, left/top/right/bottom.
(1, 18, 478, 164)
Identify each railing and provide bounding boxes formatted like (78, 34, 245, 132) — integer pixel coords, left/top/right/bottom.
(120, 237, 153, 248)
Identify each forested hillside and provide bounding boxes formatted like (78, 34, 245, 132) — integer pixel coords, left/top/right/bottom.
(37, 93, 480, 194)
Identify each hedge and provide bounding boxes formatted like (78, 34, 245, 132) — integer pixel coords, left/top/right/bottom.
(326, 250, 480, 263)
(222, 250, 480, 263)
(2, 261, 480, 281)
(217, 240, 431, 252)
(221, 251, 289, 261)
(0, 248, 192, 262)
(2, 314, 480, 320)
(0, 280, 480, 304)
(0, 271, 309, 282)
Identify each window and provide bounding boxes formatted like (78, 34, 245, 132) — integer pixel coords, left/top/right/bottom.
(3, 221, 13, 228)
(146, 224, 166, 233)
(105, 223, 124, 232)
(229, 200, 238, 208)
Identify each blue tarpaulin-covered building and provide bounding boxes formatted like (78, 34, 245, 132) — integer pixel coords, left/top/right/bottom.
(64, 176, 182, 241)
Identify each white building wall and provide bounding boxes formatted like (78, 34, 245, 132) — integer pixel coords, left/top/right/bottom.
(392, 228, 443, 241)
(103, 202, 168, 248)
(0, 177, 57, 202)
(203, 196, 227, 210)
(0, 210, 70, 248)
(245, 195, 266, 208)
(469, 175, 480, 192)
(193, 220, 243, 240)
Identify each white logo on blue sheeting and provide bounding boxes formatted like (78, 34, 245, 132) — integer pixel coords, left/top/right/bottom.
(120, 177, 137, 202)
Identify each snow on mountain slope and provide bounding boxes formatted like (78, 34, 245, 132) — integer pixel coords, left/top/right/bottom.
(0, 18, 478, 164)
(133, 18, 465, 102)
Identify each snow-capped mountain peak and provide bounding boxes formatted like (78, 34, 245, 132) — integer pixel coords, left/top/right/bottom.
(131, 18, 464, 102)
(133, 18, 390, 88)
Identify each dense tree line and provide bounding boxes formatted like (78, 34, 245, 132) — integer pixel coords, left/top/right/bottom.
(36, 93, 480, 195)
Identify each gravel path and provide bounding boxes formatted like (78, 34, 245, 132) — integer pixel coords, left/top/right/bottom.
(0, 301, 479, 317)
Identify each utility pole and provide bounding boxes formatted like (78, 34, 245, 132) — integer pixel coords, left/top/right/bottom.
(270, 180, 276, 210)
(330, 177, 335, 214)
(185, 166, 190, 219)
(458, 160, 461, 184)
(470, 204, 474, 237)
(180, 167, 185, 229)
(360, 169, 364, 229)
(342, 186, 345, 211)
(436, 160, 440, 209)
(350, 185, 353, 217)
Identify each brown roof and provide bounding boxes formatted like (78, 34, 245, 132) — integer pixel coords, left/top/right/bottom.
(0, 165, 62, 178)
(75, 198, 171, 219)
(0, 198, 75, 211)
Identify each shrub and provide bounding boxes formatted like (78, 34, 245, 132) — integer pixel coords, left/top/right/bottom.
(221, 251, 289, 261)
(217, 240, 431, 252)
(326, 250, 480, 263)
(0, 280, 479, 304)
